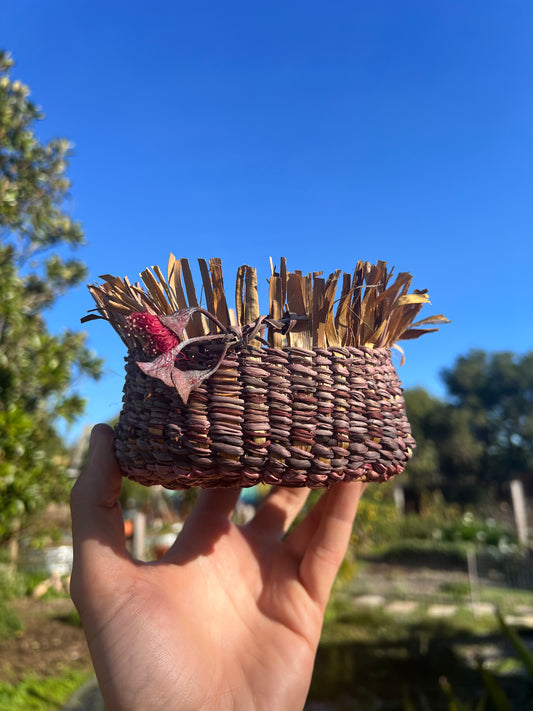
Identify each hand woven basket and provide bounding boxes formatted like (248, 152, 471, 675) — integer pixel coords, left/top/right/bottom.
(83, 256, 448, 489)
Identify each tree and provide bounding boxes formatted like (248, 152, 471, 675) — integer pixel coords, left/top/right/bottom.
(0, 51, 102, 542)
(442, 349, 533, 495)
(403, 387, 484, 499)
(403, 387, 442, 489)
(404, 349, 533, 504)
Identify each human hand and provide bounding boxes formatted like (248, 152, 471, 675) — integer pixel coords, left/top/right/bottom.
(70, 424, 366, 711)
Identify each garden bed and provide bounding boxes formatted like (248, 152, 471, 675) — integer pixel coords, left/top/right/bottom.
(0, 596, 92, 710)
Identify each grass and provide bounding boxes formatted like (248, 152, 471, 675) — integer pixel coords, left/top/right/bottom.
(368, 538, 471, 566)
(0, 669, 92, 711)
(53, 608, 81, 629)
(315, 608, 533, 709)
(440, 580, 472, 597)
(479, 586, 533, 612)
(324, 583, 533, 641)
(0, 601, 23, 639)
(322, 599, 503, 646)
(314, 578, 533, 710)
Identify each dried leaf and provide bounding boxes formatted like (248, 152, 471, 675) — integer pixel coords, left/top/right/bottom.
(168, 256, 188, 311)
(286, 272, 308, 348)
(312, 276, 325, 347)
(80, 313, 104, 323)
(180, 259, 206, 336)
(392, 343, 406, 366)
(335, 273, 352, 347)
(235, 265, 245, 326)
(398, 327, 440, 340)
(198, 259, 215, 321)
(269, 275, 283, 348)
(323, 270, 340, 347)
(411, 314, 451, 327)
(397, 293, 431, 306)
(141, 268, 171, 314)
(280, 256, 288, 311)
(243, 266, 260, 325)
(209, 258, 230, 327)
(167, 253, 177, 284)
(303, 274, 313, 349)
(153, 264, 178, 312)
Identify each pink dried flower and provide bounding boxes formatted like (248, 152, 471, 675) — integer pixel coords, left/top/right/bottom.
(127, 312, 179, 355)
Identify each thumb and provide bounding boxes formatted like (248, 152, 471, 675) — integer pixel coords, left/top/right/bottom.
(70, 424, 129, 599)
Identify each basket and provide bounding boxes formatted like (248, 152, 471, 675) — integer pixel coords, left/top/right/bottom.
(83, 256, 448, 489)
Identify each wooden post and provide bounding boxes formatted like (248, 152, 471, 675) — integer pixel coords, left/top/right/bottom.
(393, 484, 405, 518)
(7, 519, 20, 574)
(510, 480, 529, 546)
(132, 511, 146, 560)
(467, 548, 481, 617)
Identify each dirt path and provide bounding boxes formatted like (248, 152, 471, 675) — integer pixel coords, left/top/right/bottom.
(0, 597, 92, 684)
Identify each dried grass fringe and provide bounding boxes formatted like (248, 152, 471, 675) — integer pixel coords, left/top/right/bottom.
(83, 255, 448, 353)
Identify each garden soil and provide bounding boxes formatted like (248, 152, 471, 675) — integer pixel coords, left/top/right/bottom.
(0, 597, 92, 685)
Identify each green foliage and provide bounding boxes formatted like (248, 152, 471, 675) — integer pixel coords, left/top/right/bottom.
(442, 350, 533, 494)
(403, 387, 443, 487)
(439, 581, 472, 598)
(404, 387, 484, 496)
(0, 51, 103, 542)
(351, 485, 475, 554)
(476, 665, 513, 711)
(401, 613, 533, 711)
(497, 609, 533, 678)
(20, 571, 69, 601)
(0, 564, 70, 603)
(0, 51, 83, 256)
(0, 669, 91, 710)
(439, 676, 489, 711)
(441, 513, 515, 547)
(404, 347, 533, 503)
(120, 476, 154, 511)
(0, 563, 24, 637)
(371, 538, 471, 568)
(0, 564, 26, 601)
(0, 599, 23, 639)
(57, 607, 82, 628)
(351, 483, 399, 550)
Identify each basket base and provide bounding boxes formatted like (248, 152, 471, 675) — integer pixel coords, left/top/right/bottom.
(115, 460, 407, 490)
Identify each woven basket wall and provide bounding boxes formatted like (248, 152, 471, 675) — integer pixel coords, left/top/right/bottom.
(114, 343, 414, 489)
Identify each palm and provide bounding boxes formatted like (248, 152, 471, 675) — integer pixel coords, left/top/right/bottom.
(148, 530, 319, 709)
(71, 425, 365, 711)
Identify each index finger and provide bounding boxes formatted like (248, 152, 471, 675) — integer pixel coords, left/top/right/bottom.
(70, 424, 129, 590)
(298, 481, 365, 608)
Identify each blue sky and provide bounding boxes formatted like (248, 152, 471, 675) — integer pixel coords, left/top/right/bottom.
(4, 1, 532, 441)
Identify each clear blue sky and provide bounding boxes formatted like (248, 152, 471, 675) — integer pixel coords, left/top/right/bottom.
(4, 1, 532, 441)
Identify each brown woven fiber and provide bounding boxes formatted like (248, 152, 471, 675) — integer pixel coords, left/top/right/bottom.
(83, 256, 448, 489)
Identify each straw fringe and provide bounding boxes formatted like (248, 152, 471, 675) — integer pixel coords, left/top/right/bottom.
(83, 256, 448, 353)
